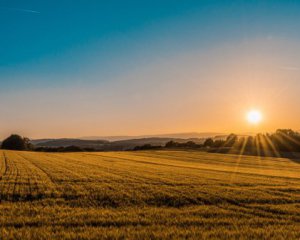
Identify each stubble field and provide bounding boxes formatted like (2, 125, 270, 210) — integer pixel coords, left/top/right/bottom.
(0, 150, 299, 239)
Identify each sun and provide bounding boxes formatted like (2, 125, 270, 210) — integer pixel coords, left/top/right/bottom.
(246, 110, 262, 124)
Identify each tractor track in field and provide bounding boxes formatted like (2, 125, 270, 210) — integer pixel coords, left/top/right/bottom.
(0, 153, 8, 200)
(0, 152, 7, 180)
(15, 153, 42, 199)
(0, 152, 18, 200)
(16, 154, 55, 185)
(16, 153, 111, 205)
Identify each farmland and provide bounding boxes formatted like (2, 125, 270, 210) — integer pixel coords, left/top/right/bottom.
(0, 150, 300, 239)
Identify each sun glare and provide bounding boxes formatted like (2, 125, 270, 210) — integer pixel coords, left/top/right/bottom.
(247, 110, 262, 124)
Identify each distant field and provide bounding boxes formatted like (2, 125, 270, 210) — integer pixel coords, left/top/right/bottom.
(0, 150, 299, 239)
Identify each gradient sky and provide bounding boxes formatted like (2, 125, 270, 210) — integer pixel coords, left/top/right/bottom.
(1, 0, 300, 139)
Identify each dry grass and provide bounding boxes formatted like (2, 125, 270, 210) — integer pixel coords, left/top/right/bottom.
(0, 150, 300, 239)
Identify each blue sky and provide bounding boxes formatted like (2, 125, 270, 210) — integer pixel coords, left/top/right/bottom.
(2, 0, 299, 87)
(1, 0, 300, 138)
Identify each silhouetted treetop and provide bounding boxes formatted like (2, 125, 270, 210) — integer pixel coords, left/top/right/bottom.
(203, 138, 214, 147)
(1, 134, 32, 151)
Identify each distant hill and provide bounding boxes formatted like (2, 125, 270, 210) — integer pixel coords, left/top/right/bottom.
(30, 132, 224, 151)
(80, 132, 222, 141)
(31, 137, 207, 151)
(32, 139, 109, 149)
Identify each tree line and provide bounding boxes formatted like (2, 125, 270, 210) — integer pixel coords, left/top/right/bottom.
(1, 129, 300, 156)
(136, 129, 300, 157)
(202, 129, 300, 154)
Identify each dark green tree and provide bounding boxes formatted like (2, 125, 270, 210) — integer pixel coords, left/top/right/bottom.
(1, 134, 31, 150)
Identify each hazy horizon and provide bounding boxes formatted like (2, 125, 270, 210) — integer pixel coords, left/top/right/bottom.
(0, 131, 227, 141)
(1, 1, 300, 139)
(2, 129, 300, 142)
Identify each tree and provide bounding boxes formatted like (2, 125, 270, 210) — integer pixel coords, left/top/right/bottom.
(133, 144, 161, 151)
(244, 136, 255, 153)
(224, 134, 238, 147)
(165, 141, 178, 148)
(1, 134, 31, 150)
(185, 141, 197, 148)
(272, 129, 300, 152)
(213, 139, 225, 148)
(203, 138, 214, 147)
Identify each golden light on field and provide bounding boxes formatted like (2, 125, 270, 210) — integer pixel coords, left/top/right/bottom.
(246, 110, 262, 125)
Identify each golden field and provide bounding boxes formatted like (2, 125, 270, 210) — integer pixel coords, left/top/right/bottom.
(0, 150, 299, 239)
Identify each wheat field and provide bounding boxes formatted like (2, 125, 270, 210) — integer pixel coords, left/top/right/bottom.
(0, 150, 299, 239)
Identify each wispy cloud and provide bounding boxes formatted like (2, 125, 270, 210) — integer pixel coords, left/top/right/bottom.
(0, 7, 40, 14)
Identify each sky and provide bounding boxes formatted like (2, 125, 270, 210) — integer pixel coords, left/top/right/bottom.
(1, 0, 300, 139)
